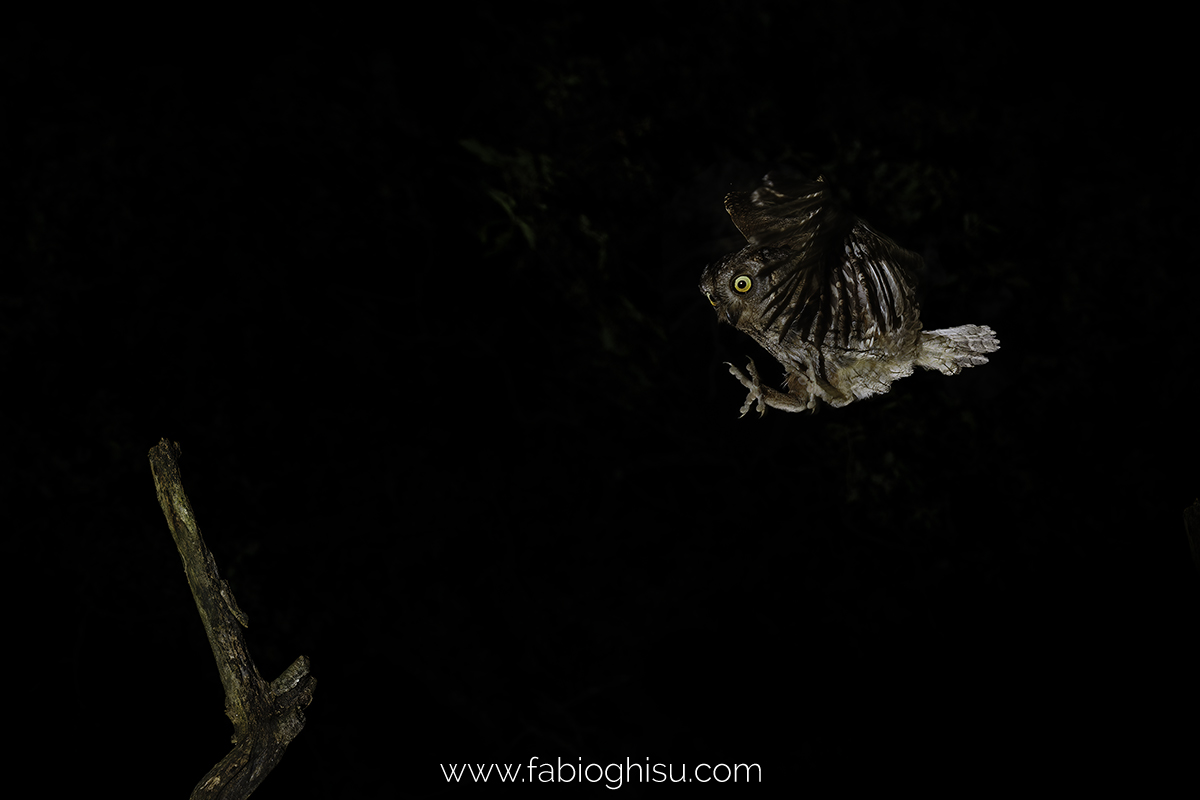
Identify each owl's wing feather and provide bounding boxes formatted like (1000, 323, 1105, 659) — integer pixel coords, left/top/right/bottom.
(724, 173, 826, 246)
(726, 173, 921, 350)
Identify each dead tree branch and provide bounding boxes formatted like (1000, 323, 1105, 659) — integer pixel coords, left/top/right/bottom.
(149, 438, 316, 799)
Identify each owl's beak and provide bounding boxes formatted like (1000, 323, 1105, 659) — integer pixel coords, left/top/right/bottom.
(704, 291, 716, 307)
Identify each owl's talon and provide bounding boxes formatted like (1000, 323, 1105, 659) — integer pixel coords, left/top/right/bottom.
(726, 359, 767, 417)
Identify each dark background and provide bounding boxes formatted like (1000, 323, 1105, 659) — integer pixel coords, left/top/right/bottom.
(6, 4, 1196, 796)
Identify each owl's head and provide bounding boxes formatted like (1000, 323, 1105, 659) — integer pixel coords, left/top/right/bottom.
(699, 246, 786, 330)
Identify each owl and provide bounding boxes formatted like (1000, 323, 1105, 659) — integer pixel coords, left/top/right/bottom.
(700, 172, 999, 415)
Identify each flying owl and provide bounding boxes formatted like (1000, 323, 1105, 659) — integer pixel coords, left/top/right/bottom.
(700, 171, 999, 415)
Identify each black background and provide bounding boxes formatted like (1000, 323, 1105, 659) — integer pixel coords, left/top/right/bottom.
(6, 4, 1197, 796)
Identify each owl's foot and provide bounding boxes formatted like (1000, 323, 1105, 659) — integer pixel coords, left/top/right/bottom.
(726, 358, 820, 415)
(725, 359, 768, 417)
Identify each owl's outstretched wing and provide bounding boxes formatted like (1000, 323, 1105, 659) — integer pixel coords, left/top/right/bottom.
(724, 173, 922, 350)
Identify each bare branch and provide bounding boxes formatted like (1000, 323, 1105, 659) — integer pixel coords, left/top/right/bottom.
(149, 439, 316, 799)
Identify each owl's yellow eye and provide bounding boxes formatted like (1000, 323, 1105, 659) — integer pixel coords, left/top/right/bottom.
(733, 275, 752, 293)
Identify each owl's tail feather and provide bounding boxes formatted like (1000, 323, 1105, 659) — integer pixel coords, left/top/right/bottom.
(917, 325, 1000, 375)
